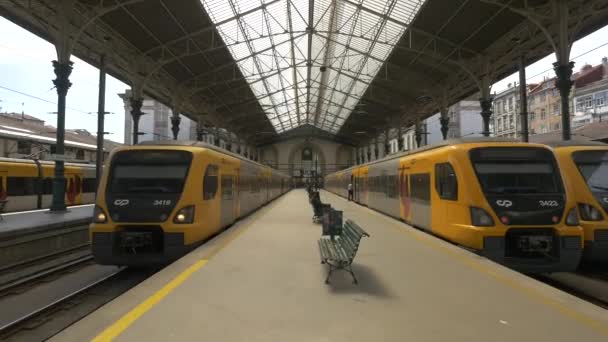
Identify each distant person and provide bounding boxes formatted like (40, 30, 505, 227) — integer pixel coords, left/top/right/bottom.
(348, 182, 353, 201)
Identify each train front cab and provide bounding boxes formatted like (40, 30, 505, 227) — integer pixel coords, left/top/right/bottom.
(91, 147, 233, 266)
(551, 144, 608, 264)
(400, 143, 583, 273)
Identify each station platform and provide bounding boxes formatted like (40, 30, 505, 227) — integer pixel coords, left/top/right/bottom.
(54, 191, 607, 342)
(0, 204, 93, 240)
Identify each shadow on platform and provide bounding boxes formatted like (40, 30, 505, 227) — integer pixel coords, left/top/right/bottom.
(321, 263, 394, 298)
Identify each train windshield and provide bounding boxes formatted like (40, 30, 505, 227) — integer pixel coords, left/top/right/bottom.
(572, 150, 608, 193)
(109, 150, 192, 194)
(470, 147, 562, 194)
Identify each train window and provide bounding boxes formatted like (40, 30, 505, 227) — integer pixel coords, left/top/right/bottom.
(82, 178, 97, 193)
(435, 163, 458, 200)
(203, 164, 219, 200)
(43, 178, 53, 194)
(386, 175, 398, 198)
(251, 175, 260, 193)
(410, 173, 431, 202)
(221, 176, 233, 200)
(7, 177, 37, 196)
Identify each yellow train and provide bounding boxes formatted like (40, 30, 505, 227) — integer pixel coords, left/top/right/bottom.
(90, 141, 291, 266)
(325, 138, 584, 273)
(0, 158, 96, 212)
(548, 141, 608, 264)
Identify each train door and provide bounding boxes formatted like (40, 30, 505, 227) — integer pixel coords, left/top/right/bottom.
(65, 172, 81, 206)
(410, 173, 431, 230)
(220, 174, 235, 228)
(399, 167, 411, 222)
(234, 171, 240, 219)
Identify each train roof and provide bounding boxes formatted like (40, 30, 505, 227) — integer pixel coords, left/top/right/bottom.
(329, 137, 546, 176)
(136, 140, 289, 176)
(541, 140, 607, 148)
(0, 157, 95, 168)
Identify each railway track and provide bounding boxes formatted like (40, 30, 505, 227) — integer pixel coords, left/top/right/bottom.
(0, 265, 155, 342)
(0, 245, 94, 296)
(0, 267, 125, 340)
(536, 268, 608, 310)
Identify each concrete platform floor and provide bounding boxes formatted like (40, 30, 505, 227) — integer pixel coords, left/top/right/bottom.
(54, 190, 608, 342)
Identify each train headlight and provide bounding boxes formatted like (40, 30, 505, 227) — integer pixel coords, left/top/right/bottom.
(470, 207, 494, 227)
(578, 203, 604, 221)
(93, 206, 108, 223)
(565, 208, 580, 226)
(174, 206, 195, 224)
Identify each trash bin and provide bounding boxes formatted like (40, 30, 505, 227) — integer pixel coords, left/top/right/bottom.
(322, 207, 342, 238)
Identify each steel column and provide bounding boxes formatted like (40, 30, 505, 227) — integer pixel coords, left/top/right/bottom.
(480, 98, 494, 137)
(384, 129, 390, 155)
(171, 112, 181, 140)
(440, 116, 449, 140)
(554, 61, 574, 140)
(96, 55, 106, 190)
(130, 97, 143, 145)
(196, 121, 204, 141)
(519, 55, 529, 142)
(415, 121, 423, 148)
(50, 60, 73, 211)
(373, 138, 379, 160)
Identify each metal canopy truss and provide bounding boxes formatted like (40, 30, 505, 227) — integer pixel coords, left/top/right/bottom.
(200, 0, 426, 134)
(3, 0, 608, 146)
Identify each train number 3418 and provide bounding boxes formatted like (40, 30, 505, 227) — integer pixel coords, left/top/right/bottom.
(153, 200, 172, 206)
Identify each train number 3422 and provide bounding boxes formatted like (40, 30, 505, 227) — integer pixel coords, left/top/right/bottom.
(538, 200, 559, 207)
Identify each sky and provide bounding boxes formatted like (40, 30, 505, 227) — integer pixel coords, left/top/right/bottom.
(0, 16, 607, 144)
(0, 17, 128, 143)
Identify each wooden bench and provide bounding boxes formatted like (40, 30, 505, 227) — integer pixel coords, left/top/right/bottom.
(318, 219, 370, 284)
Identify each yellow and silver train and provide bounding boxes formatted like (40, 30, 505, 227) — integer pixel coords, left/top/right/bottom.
(90, 141, 291, 266)
(548, 141, 608, 264)
(325, 138, 584, 273)
(0, 158, 96, 212)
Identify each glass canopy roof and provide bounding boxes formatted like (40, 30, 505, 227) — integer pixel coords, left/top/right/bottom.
(200, 0, 426, 134)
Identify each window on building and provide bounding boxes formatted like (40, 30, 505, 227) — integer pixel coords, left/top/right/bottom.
(576, 97, 585, 112)
(17, 141, 31, 155)
(498, 118, 503, 131)
(553, 103, 560, 115)
(508, 97, 513, 111)
(541, 124, 547, 133)
(540, 92, 546, 102)
(529, 96, 535, 105)
(76, 150, 85, 160)
(596, 95, 606, 107)
(435, 163, 458, 200)
(530, 112, 536, 121)
(553, 88, 559, 97)
(541, 109, 546, 120)
(553, 123, 561, 131)
(585, 96, 593, 108)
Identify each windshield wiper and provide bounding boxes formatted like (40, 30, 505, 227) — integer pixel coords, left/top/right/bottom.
(590, 185, 608, 191)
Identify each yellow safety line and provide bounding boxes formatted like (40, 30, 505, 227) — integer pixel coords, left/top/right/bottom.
(335, 192, 608, 336)
(91, 195, 284, 341)
(91, 259, 208, 342)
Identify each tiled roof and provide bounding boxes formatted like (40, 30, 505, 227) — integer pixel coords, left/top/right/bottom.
(0, 112, 122, 151)
(574, 64, 604, 88)
(530, 121, 608, 143)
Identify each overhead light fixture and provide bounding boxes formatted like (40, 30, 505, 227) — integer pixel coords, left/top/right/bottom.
(354, 131, 366, 134)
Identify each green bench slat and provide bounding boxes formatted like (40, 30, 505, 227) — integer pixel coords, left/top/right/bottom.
(317, 219, 368, 266)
